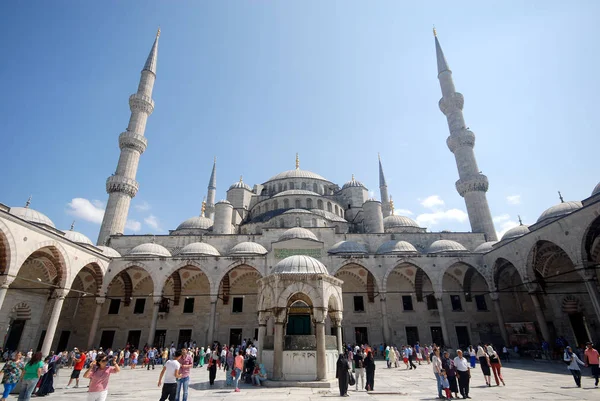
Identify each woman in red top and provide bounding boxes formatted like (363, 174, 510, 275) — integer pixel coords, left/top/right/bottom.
(233, 351, 244, 392)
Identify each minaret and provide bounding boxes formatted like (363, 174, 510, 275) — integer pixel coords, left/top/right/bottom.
(97, 29, 160, 245)
(378, 153, 391, 217)
(206, 157, 217, 220)
(434, 29, 497, 241)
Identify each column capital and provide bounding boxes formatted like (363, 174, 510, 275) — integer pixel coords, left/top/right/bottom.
(54, 289, 69, 299)
(95, 297, 106, 305)
(312, 307, 328, 324)
(488, 292, 500, 301)
(0, 276, 14, 288)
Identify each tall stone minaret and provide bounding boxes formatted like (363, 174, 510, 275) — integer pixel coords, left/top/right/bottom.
(378, 154, 391, 217)
(97, 30, 160, 245)
(434, 29, 497, 241)
(206, 157, 217, 220)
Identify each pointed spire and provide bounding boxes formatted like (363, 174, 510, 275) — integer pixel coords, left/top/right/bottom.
(143, 28, 160, 74)
(558, 191, 564, 203)
(518, 215, 523, 226)
(378, 153, 387, 187)
(208, 157, 217, 190)
(295, 153, 300, 170)
(25, 195, 31, 208)
(70, 221, 75, 231)
(434, 29, 450, 75)
(390, 195, 395, 215)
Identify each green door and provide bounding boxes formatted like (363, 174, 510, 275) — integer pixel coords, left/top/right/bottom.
(286, 315, 311, 335)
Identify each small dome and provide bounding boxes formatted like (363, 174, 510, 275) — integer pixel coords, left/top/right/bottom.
(273, 189, 320, 198)
(229, 242, 268, 256)
(180, 242, 220, 256)
(537, 201, 582, 223)
(279, 227, 319, 242)
(129, 243, 172, 257)
(428, 240, 467, 254)
(342, 176, 367, 190)
(383, 215, 420, 229)
(501, 225, 530, 241)
(63, 230, 93, 245)
(176, 216, 213, 231)
(266, 169, 328, 182)
(473, 241, 498, 253)
(10, 207, 55, 228)
(216, 199, 232, 205)
(376, 240, 418, 255)
(273, 255, 329, 274)
(97, 246, 121, 258)
(592, 182, 600, 197)
(282, 208, 313, 215)
(229, 179, 252, 191)
(329, 241, 368, 254)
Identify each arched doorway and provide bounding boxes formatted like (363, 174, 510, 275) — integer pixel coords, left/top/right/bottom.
(286, 296, 312, 335)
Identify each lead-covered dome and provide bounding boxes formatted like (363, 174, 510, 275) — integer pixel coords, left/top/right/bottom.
(63, 230, 93, 245)
(376, 240, 419, 254)
(229, 242, 268, 256)
(383, 215, 420, 229)
(537, 201, 582, 223)
(592, 182, 600, 197)
(129, 243, 172, 257)
(10, 207, 55, 228)
(279, 227, 319, 242)
(273, 255, 329, 274)
(428, 240, 467, 253)
(342, 176, 367, 190)
(501, 225, 530, 241)
(97, 246, 121, 258)
(229, 179, 252, 191)
(180, 242, 220, 256)
(266, 169, 328, 182)
(473, 241, 498, 253)
(176, 216, 213, 231)
(329, 241, 368, 254)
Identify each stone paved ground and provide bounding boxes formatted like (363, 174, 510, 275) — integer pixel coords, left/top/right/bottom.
(42, 359, 600, 400)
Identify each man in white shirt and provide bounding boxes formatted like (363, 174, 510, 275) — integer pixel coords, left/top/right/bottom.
(453, 349, 471, 399)
(158, 350, 182, 401)
(250, 345, 257, 358)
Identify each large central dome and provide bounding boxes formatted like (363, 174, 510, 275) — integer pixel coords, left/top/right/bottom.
(265, 168, 329, 183)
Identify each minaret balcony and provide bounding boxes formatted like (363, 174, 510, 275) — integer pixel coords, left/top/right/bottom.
(455, 174, 489, 197)
(446, 130, 475, 153)
(129, 93, 155, 115)
(119, 131, 148, 154)
(106, 175, 139, 198)
(438, 92, 464, 115)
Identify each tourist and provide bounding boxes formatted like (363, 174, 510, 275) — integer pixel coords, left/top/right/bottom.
(454, 349, 471, 399)
(408, 346, 417, 370)
(487, 345, 505, 386)
(468, 345, 476, 368)
(424, 345, 430, 364)
(17, 351, 43, 401)
(207, 347, 219, 385)
(402, 346, 409, 368)
(564, 345, 585, 387)
(442, 351, 459, 399)
(124, 349, 130, 367)
(84, 353, 120, 401)
(502, 345, 509, 362)
(476, 344, 491, 386)
(35, 355, 57, 396)
(158, 350, 182, 401)
(393, 347, 401, 368)
(385, 346, 390, 368)
(233, 350, 244, 392)
(147, 347, 156, 370)
(176, 348, 193, 401)
(584, 342, 599, 387)
(161, 348, 169, 366)
(224, 347, 234, 387)
(252, 363, 267, 386)
(388, 345, 397, 368)
(336, 353, 349, 397)
(353, 347, 365, 391)
(364, 350, 375, 391)
(66, 348, 86, 389)
(1, 351, 23, 401)
(431, 348, 444, 399)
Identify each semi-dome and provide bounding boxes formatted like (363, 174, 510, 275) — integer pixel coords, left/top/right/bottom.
(328, 241, 368, 254)
(180, 242, 220, 256)
(592, 182, 600, 197)
(473, 241, 498, 253)
(10, 207, 55, 228)
(383, 215, 420, 229)
(342, 175, 367, 190)
(229, 242, 268, 256)
(63, 230, 93, 245)
(279, 227, 319, 242)
(501, 225, 530, 241)
(273, 189, 320, 198)
(97, 246, 121, 258)
(273, 255, 329, 274)
(176, 216, 213, 231)
(266, 169, 328, 182)
(428, 240, 467, 253)
(376, 240, 418, 255)
(129, 243, 172, 257)
(537, 201, 582, 223)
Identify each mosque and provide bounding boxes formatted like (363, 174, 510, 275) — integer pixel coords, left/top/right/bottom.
(1, 29, 599, 380)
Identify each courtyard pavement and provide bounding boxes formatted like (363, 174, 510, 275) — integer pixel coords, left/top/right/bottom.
(42, 359, 599, 400)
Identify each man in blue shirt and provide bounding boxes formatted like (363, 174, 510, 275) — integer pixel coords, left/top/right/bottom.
(147, 347, 156, 370)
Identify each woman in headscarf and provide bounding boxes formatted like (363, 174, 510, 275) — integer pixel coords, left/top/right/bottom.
(35, 355, 56, 396)
(477, 344, 492, 387)
(336, 353, 349, 397)
(385, 346, 391, 368)
(487, 345, 505, 386)
(207, 347, 219, 385)
(364, 350, 375, 391)
(388, 345, 397, 368)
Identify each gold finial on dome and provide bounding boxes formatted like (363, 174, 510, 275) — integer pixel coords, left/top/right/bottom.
(390, 195, 395, 215)
(156, 27, 161, 38)
(558, 191, 564, 203)
(239, 175, 243, 183)
(70, 221, 75, 231)
(352, 174, 355, 181)
(433, 26, 437, 37)
(518, 215, 523, 226)
(201, 197, 206, 217)
(25, 195, 31, 208)
(295, 153, 300, 170)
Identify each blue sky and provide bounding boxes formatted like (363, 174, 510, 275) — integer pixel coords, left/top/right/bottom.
(1, 1, 598, 242)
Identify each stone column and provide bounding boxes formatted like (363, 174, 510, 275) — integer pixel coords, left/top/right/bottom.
(436, 297, 450, 347)
(257, 312, 268, 363)
(314, 308, 327, 381)
(583, 275, 600, 323)
(529, 292, 550, 341)
(0, 278, 14, 334)
(87, 297, 106, 349)
(272, 321, 284, 380)
(207, 295, 218, 344)
(147, 297, 161, 347)
(380, 292, 390, 343)
(490, 292, 509, 346)
(41, 290, 67, 356)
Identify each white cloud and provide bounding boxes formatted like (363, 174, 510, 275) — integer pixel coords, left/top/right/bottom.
(125, 219, 142, 232)
(506, 195, 521, 205)
(66, 198, 105, 224)
(493, 214, 519, 239)
(420, 195, 445, 209)
(416, 208, 468, 228)
(134, 200, 151, 212)
(144, 215, 161, 231)
(395, 208, 413, 216)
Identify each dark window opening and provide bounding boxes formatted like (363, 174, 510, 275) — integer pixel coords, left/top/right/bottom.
(475, 295, 488, 311)
(426, 295, 438, 310)
(450, 295, 463, 311)
(133, 298, 145, 314)
(353, 296, 365, 312)
(402, 295, 414, 311)
(183, 297, 195, 314)
(232, 297, 244, 313)
(108, 299, 121, 315)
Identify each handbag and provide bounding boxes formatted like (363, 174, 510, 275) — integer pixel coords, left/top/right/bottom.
(348, 370, 355, 386)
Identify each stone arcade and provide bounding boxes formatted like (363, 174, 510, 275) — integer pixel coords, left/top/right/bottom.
(1, 29, 600, 381)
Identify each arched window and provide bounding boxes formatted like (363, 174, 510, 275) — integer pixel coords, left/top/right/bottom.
(301, 182, 307, 190)
(273, 200, 279, 210)
(283, 199, 289, 209)
(296, 217, 301, 227)
(317, 199, 323, 210)
(327, 202, 333, 212)
(278, 183, 282, 192)
(283, 183, 287, 191)
(334, 205, 339, 215)
(306, 198, 313, 209)
(279, 219, 285, 228)
(289, 182, 295, 190)
(311, 218, 317, 227)
(313, 183, 318, 192)
(295, 199, 301, 209)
